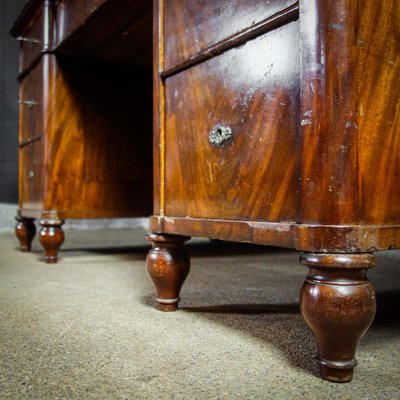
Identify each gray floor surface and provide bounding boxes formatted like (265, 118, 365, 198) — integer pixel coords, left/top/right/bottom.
(0, 228, 399, 399)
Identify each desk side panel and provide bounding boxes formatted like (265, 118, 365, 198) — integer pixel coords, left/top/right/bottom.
(356, 0, 400, 224)
(300, 0, 400, 226)
(299, 0, 360, 225)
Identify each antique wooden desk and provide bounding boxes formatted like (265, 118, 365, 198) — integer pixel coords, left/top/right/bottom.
(11, 0, 399, 383)
(11, 0, 153, 262)
(146, 0, 400, 383)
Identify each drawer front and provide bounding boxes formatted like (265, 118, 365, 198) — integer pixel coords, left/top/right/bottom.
(19, 66, 44, 144)
(163, 0, 297, 71)
(19, 141, 45, 210)
(19, 6, 45, 73)
(164, 21, 300, 222)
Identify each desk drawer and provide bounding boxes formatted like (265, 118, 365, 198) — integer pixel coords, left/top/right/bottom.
(19, 66, 44, 144)
(19, 140, 44, 210)
(163, 0, 297, 71)
(164, 20, 300, 222)
(18, 5, 45, 73)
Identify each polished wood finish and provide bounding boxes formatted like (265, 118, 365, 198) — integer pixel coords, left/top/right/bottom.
(154, 0, 400, 247)
(164, 21, 300, 221)
(15, 214, 36, 252)
(11, 0, 153, 262)
(354, 1, 400, 224)
(163, 0, 297, 71)
(150, 0, 400, 382)
(146, 233, 190, 311)
(150, 216, 400, 253)
(300, 0, 400, 225)
(300, 253, 376, 383)
(11, 0, 400, 382)
(152, 0, 163, 215)
(39, 217, 65, 263)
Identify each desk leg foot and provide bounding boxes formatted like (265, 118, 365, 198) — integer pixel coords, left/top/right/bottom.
(39, 218, 65, 264)
(146, 233, 190, 311)
(300, 253, 376, 383)
(15, 214, 36, 252)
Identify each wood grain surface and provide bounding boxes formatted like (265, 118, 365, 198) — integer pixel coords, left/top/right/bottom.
(300, 253, 376, 382)
(163, 0, 298, 71)
(152, 0, 163, 215)
(151, 0, 400, 383)
(164, 21, 300, 222)
(153, 0, 400, 251)
(300, 0, 400, 225)
(42, 55, 153, 218)
(356, 0, 400, 224)
(13, 0, 154, 220)
(150, 215, 400, 253)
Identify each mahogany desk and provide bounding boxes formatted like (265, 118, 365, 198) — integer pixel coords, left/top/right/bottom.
(11, 0, 153, 262)
(11, 0, 400, 384)
(146, 0, 400, 383)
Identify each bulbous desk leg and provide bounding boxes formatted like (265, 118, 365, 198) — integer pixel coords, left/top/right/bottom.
(15, 214, 36, 252)
(300, 253, 376, 383)
(39, 218, 65, 264)
(146, 233, 191, 311)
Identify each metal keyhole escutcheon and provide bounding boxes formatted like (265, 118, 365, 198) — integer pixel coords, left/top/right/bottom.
(209, 125, 232, 146)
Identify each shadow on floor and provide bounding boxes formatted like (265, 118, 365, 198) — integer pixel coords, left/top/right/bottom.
(181, 303, 300, 314)
(27, 240, 285, 266)
(142, 293, 319, 377)
(31, 245, 150, 255)
(29, 239, 282, 257)
(371, 289, 400, 325)
(141, 246, 400, 378)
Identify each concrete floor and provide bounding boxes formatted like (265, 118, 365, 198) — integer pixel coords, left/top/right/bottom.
(0, 228, 399, 399)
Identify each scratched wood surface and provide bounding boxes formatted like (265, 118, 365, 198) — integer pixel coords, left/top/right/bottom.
(164, 21, 300, 222)
(150, 215, 400, 253)
(356, 0, 400, 224)
(300, 0, 400, 226)
(163, 0, 298, 71)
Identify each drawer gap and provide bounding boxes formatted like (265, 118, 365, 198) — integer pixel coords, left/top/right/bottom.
(19, 134, 43, 148)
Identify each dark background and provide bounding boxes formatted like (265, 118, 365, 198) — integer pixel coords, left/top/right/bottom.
(0, 0, 26, 202)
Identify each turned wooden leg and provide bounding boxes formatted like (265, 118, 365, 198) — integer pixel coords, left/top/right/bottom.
(15, 215, 36, 252)
(39, 218, 65, 264)
(146, 233, 190, 311)
(300, 253, 376, 383)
